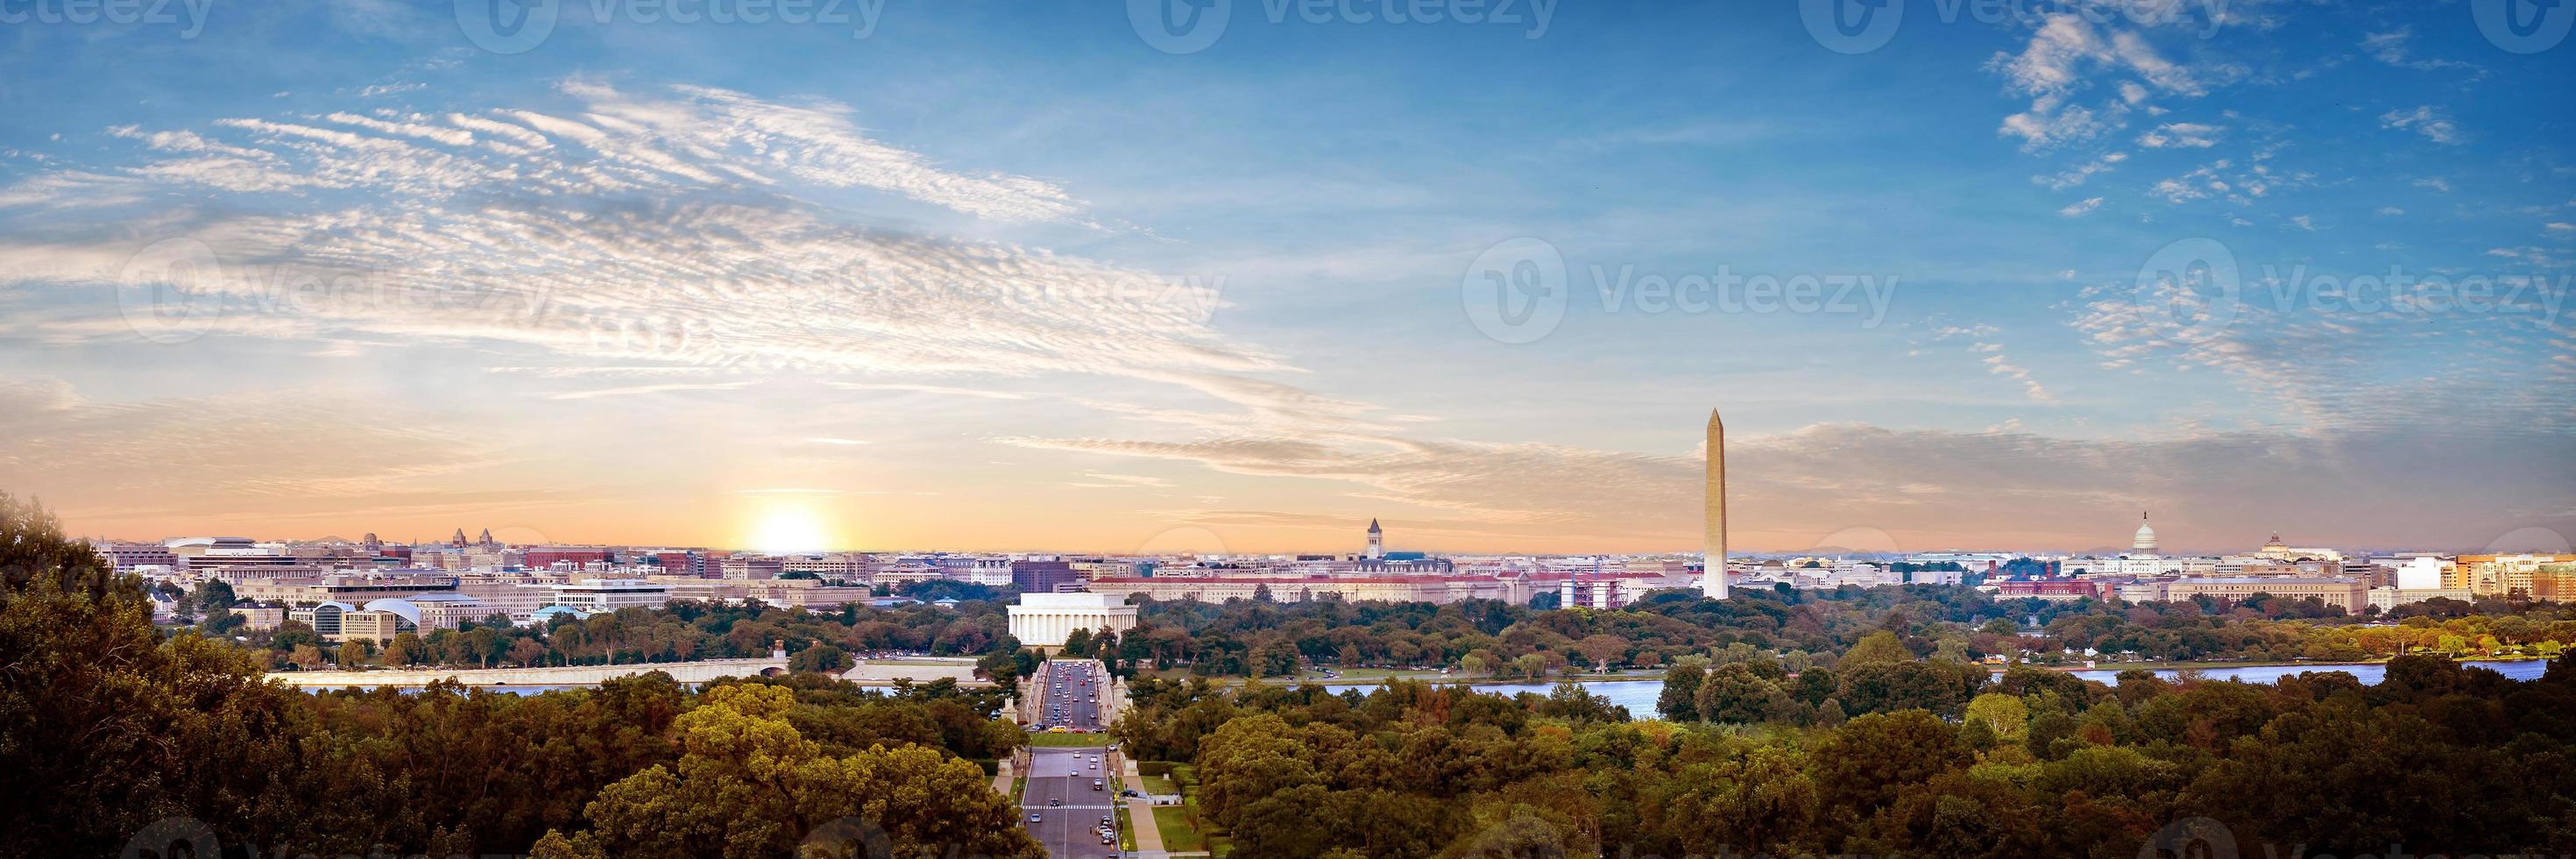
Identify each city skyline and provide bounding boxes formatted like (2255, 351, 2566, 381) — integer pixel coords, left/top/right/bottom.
(65, 515, 2566, 560)
(2, 4, 2571, 555)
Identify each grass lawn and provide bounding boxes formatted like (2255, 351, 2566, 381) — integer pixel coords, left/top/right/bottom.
(1150, 806, 1206, 853)
(1135, 770, 1178, 795)
(1115, 803, 1137, 852)
(1027, 731, 1117, 748)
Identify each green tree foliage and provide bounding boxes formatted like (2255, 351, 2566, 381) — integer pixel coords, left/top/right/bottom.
(1109, 642, 2576, 858)
(1654, 657, 1707, 721)
(1694, 663, 1789, 724)
(544, 684, 1040, 858)
(1840, 629, 1913, 667)
(0, 493, 1051, 858)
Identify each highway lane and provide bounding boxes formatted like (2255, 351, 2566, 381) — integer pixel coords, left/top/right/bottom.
(1022, 747, 1117, 858)
(1034, 659, 1107, 730)
(1021, 660, 1115, 857)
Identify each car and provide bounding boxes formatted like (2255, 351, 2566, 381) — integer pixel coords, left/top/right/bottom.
(1049, 799, 1061, 806)
(1101, 816, 1114, 826)
(1029, 813, 1042, 823)
(1093, 779, 1104, 790)
(1101, 835, 1115, 845)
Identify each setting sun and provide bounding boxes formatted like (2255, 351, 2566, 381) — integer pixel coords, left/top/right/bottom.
(745, 506, 833, 554)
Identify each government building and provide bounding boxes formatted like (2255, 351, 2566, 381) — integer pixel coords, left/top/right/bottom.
(1006, 593, 1139, 651)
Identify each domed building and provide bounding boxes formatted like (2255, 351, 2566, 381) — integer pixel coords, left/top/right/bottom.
(2073, 512, 2179, 579)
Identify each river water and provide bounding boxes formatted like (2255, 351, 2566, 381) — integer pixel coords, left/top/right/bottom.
(1464, 660, 2551, 714)
(308, 661, 2552, 706)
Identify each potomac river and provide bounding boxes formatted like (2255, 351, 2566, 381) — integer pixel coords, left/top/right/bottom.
(1466, 660, 2551, 714)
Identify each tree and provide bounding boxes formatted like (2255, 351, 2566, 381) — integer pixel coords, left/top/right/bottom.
(1657, 657, 1708, 721)
(791, 642, 851, 674)
(1810, 710, 1972, 817)
(1963, 692, 2030, 745)
(1695, 664, 1789, 724)
(1842, 630, 1911, 667)
(1196, 713, 1320, 830)
(550, 684, 1041, 858)
(1064, 627, 1095, 657)
(1575, 634, 1628, 673)
(381, 631, 429, 667)
(1836, 661, 1966, 717)
(1254, 638, 1302, 677)
(0, 493, 303, 857)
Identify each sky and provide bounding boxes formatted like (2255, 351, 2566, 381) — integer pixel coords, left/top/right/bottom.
(0, 0, 2571, 557)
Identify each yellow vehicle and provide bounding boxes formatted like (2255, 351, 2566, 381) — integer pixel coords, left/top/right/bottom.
(1046, 726, 1072, 734)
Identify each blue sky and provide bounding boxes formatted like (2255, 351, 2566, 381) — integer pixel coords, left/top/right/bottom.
(0, 0, 2570, 555)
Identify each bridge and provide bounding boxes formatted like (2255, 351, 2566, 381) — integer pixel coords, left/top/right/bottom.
(267, 656, 995, 689)
(267, 657, 789, 688)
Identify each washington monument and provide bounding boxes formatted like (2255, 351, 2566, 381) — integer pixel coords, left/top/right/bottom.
(1702, 408, 1728, 600)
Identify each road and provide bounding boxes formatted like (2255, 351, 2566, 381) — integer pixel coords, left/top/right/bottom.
(1032, 659, 1106, 731)
(1022, 660, 1116, 858)
(1021, 747, 1119, 858)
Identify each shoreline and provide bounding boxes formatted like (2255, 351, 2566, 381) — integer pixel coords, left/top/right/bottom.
(1270, 655, 2554, 688)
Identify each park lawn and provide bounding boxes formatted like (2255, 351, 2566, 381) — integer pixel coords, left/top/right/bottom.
(1150, 806, 1206, 853)
(1027, 731, 1117, 748)
(1135, 769, 1178, 795)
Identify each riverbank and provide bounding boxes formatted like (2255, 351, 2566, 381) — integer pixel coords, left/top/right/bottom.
(268, 656, 991, 689)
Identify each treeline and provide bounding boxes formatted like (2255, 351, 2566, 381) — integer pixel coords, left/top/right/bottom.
(0, 493, 1041, 858)
(1075, 585, 2576, 678)
(1113, 654, 2576, 857)
(209, 585, 1030, 678)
